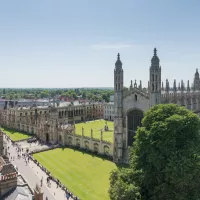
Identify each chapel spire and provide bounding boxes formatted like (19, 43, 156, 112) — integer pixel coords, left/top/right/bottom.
(181, 80, 185, 92)
(173, 79, 177, 92)
(149, 48, 161, 107)
(151, 47, 160, 67)
(161, 81, 164, 91)
(165, 79, 169, 92)
(115, 53, 122, 69)
(187, 80, 190, 92)
(117, 53, 120, 60)
(154, 48, 157, 56)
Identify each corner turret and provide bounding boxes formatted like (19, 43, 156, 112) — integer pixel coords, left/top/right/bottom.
(173, 80, 177, 92)
(187, 80, 190, 92)
(149, 48, 161, 107)
(115, 53, 122, 70)
(193, 69, 200, 90)
(114, 53, 124, 163)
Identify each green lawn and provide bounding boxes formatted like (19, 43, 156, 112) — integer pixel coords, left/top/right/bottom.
(1, 127, 32, 141)
(75, 120, 114, 142)
(33, 148, 117, 200)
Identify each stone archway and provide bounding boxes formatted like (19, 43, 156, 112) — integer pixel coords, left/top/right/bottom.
(68, 137, 73, 145)
(84, 140, 89, 149)
(76, 139, 80, 147)
(104, 145, 110, 155)
(127, 109, 143, 146)
(94, 143, 99, 152)
(46, 133, 49, 143)
(31, 127, 34, 134)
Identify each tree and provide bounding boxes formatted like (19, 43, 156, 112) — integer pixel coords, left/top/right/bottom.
(109, 104, 200, 200)
(109, 168, 141, 200)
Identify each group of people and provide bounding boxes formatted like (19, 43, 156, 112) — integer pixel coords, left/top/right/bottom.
(30, 156, 79, 200)
(4, 133, 79, 200)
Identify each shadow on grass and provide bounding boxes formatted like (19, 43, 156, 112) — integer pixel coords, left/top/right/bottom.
(59, 145, 130, 169)
(60, 145, 114, 162)
(103, 130, 113, 133)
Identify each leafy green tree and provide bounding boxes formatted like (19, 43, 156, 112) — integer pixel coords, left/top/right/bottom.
(109, 104, 200, 200)
(40, 90, 49, 98)
(109, 168, 141, 200)
(82, 92, 86, 99)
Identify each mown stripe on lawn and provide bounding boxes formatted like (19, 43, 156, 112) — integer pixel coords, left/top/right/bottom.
(33, 148, 116, 200)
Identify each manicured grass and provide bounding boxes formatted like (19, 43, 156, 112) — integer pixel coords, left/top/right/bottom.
(75, 120, 114, 142)
(1, 127, 32, 141)
(33, 148, 117, 200)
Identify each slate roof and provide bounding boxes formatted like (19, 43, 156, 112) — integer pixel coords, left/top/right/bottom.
(3, 186, 33, 200)
(0, 163, 16, 175)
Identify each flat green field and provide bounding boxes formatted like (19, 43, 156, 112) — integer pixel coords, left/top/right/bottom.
(75, 120, 114, 142)
(33, 148, 117, 200)
(1, 127, 32, 141)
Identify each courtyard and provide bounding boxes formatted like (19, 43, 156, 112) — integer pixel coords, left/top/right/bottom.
(33, 148, 117, 200)
(1, 127, 32, 141)
(75, 120, 114, 142)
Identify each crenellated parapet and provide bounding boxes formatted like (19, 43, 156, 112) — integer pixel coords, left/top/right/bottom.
(161, 90, 200, 111)
(124, 80, 149, 99)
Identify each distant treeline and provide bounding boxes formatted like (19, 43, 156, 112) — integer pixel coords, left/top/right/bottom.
(0, 88, 114, 102)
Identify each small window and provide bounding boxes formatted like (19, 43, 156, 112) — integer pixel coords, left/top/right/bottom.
(152, 84, 154, 91)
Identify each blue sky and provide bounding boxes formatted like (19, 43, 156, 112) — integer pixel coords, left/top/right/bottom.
(0, 0, 200, 88)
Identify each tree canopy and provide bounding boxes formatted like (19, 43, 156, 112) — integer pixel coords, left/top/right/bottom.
(109, 104, 200, 200)
(0, 88, 113, 102)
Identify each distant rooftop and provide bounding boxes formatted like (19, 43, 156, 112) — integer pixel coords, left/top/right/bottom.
(2, 174, 33, 200)
(4, 185, 33, 200)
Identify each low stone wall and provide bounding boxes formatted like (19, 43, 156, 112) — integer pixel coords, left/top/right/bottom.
(30, 144, 59, 154)
(64, 133, 113, 156)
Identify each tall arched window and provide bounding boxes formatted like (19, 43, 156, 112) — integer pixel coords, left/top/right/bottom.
(135, 94, 137, 101)
(118, 84, 120, 90)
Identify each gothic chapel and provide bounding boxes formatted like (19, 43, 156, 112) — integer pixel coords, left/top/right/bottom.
(113, 48, 200, 163)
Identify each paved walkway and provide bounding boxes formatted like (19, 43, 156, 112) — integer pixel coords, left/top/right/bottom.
(6, 137, 74, 200)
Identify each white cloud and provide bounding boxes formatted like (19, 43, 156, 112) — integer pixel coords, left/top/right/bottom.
(91, 44, 132, 50)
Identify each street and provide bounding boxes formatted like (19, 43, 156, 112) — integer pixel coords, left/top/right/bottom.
(6, 137, 73, 200)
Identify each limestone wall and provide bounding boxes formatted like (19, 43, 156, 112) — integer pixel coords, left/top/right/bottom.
(62, 133, 113, 156)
